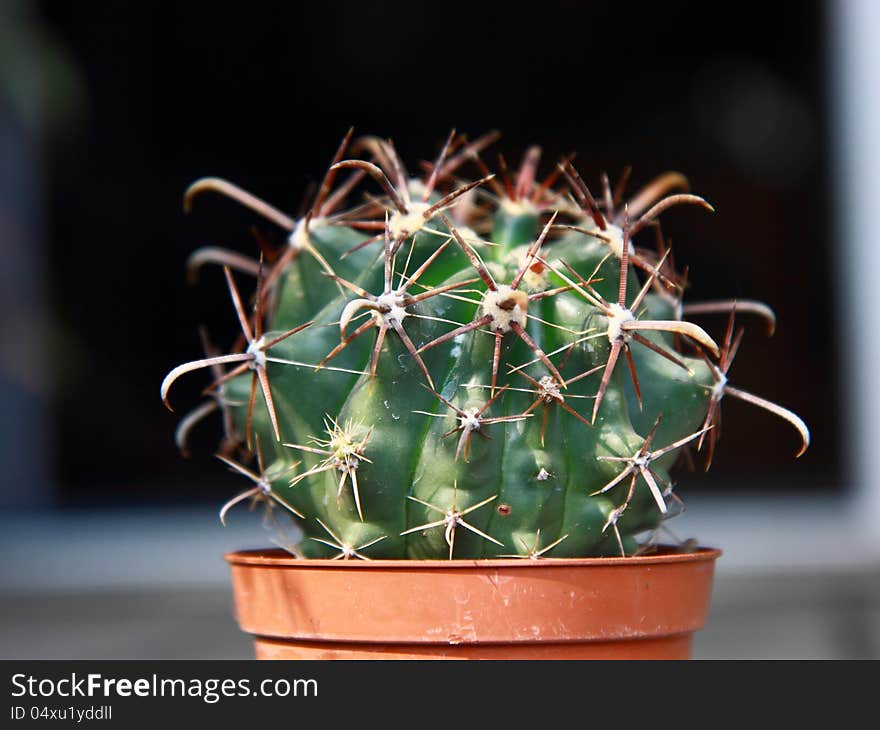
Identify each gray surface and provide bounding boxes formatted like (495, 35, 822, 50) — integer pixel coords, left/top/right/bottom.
(2, 570, 878, 660)
(1, 499, 878, 659)
(693, 569, 880, 659)
(2, 588, 253, 660)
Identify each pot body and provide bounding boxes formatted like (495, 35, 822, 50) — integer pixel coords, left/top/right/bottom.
(226, 548, 721, 659)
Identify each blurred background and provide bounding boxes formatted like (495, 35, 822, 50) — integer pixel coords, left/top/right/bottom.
(1, 0, 877, 658)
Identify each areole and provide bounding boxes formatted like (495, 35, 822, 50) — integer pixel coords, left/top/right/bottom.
(226, 547, 721, 660)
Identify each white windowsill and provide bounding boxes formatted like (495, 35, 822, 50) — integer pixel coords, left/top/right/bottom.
(0, 494, 877, 595)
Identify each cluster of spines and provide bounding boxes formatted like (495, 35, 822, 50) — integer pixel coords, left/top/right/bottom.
(162, 129, 810, 560)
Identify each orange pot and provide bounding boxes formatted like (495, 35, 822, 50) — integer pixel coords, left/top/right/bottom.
(226, 547, 721, 659)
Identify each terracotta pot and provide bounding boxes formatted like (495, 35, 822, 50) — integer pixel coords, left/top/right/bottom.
(226, 547, 721, 659)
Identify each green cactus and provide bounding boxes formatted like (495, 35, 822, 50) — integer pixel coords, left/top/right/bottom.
(162, 130, 810, 559)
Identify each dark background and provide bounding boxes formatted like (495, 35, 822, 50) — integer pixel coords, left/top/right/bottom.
(9, 1, 836, 504)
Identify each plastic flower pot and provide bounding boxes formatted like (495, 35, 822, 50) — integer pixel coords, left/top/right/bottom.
(226, 547, 721, 659)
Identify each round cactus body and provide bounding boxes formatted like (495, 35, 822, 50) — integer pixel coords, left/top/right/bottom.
(163, 132, 810, 559)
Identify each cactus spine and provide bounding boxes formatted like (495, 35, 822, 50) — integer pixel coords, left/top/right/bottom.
(163, 130, 810, 559)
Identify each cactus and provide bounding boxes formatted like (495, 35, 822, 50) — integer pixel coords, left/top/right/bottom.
(162, 130, 810, 559)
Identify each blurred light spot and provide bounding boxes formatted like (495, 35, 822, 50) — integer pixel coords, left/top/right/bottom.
(692, 60, 815, 185)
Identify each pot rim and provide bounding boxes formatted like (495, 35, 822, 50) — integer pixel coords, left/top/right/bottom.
(225, 545, 721, 570)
